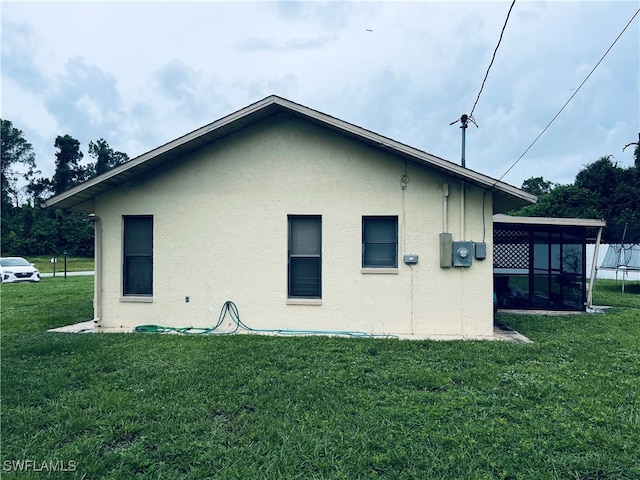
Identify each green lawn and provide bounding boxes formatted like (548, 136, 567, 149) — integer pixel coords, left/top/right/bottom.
(1, 278, 639, 479)
(591, 277, 640, 309)
(24, 256, 94, 274)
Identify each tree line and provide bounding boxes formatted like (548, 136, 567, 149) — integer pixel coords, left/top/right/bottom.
(2, 117, 639, 258)
(1, 119, 129, 257)
(512, 150, 640, 243)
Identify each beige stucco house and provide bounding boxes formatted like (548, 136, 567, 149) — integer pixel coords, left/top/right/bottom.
(43, 96, 536, 339)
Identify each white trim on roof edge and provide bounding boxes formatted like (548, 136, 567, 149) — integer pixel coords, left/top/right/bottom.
(42, 95, 537, 212)
(494, 214, 606, 228)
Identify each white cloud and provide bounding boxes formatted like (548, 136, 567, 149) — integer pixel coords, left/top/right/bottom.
(1, 1, 638, 191)
(1, 20, 47, 92)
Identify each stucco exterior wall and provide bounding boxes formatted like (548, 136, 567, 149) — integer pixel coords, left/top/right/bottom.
(95, 113, 495, 338)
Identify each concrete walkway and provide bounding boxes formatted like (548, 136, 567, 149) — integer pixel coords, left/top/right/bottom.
(48, 320, 95, 333)
(493, 324, 532, 343)
(48, 319, 532, 342)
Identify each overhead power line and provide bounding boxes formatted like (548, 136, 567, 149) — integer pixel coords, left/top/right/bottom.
(469, 0, 517, 120)
(450, 0, 515, 171)
(498, 7, 640, 183)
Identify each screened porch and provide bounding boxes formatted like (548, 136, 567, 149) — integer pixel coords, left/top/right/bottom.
(493, 215, 606, 312)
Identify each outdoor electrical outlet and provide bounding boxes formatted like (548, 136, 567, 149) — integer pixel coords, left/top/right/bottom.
(185, 296, 190, 303)
(403, 254, 419, 265)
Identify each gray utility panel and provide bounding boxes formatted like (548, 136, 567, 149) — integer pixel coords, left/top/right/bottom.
(452, 241, 473, 267)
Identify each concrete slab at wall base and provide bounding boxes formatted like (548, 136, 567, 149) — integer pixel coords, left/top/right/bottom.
(48, 320, 96, 333)
(48, 321, 531, 343)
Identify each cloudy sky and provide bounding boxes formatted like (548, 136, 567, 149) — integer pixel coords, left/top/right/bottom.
(2, 1, 639, 192)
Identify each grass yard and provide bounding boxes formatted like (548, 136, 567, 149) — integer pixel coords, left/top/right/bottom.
(1, 278, 639, 479)
(25, 256, 94, 274)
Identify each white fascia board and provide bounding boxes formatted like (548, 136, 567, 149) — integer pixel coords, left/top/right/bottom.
(494, 214, 606, 228)
(43, 95, 536, 211)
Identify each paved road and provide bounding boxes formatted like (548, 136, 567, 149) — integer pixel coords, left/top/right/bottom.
(41, 271, 94, 278)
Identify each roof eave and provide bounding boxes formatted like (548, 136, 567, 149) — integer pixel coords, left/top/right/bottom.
(494, 214, 607, 228)
(42, 95, 536, 212)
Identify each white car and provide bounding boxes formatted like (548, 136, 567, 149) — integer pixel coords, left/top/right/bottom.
(0, 257, 41, 283)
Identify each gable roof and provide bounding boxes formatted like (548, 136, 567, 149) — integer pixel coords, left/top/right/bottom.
(42, 95, 536, 213)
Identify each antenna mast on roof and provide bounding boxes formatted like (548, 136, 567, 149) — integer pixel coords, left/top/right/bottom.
(449, 114, 478, 167)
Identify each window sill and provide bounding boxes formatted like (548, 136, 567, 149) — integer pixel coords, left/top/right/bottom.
(361, 268, 399, 274)
(120, 296, 153, 303)
(287, 298, 322, 306)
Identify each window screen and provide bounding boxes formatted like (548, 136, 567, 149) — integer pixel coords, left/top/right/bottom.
(288, 216, 321, 298)
(123, 216, 153, 296)
(362, 216, 398, 267)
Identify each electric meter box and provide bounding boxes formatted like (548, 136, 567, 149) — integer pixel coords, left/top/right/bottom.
(452, 241, 473, 267)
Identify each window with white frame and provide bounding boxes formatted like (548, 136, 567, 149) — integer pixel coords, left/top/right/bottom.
(288, 215, 321, 298)
(362, 216, 398, 268)
(123, 215, 153, 296)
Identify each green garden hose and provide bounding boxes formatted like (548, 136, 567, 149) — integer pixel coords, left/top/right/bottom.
(134, 300, 397, 339)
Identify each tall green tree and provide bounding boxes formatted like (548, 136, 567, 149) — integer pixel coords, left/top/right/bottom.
(515, 184, 600, 219)
(25, 177, 54, 206)
(521, 176, 555, 196)
(1, 125, 126, 257)
(87, 138, 129, 176)
(573, 156, 620, 204)
(52, 134, 86, 195)
(1, 119, 38, 210)
(512, 156, 640, 243)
